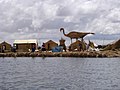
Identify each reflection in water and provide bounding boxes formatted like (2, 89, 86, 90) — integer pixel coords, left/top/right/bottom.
(0, 57, 120, 90)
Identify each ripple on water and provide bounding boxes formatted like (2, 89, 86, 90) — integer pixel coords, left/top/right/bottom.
(0, 57, 120, 90)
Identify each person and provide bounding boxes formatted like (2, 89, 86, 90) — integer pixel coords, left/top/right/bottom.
(41, 43, 46, 51)
(86, 43, 90, 51)
(2, 45, 6, 53)
(32, 45, 35, 52)
(12, 45, 17, 52)
(79, 43, 82, 51)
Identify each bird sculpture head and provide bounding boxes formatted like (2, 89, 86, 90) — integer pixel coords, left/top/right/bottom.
(60, 28, 64, 32)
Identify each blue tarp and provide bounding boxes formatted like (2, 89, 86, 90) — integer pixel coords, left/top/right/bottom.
(52, 46, 63, 52)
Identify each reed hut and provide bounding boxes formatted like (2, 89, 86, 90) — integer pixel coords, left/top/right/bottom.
(112, 39, 120, 49)
(45, 40, 58, 50)
(0, 41, 12, 52)
(13, 39, 38, 52)
(69, 40, 86, 51)
(104, 39, 120, 50)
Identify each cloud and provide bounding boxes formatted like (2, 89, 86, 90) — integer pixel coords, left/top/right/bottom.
(0, 0, 120, 45)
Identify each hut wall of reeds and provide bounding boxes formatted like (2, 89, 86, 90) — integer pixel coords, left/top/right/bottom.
(45, 40, 58, 50)
(0, 41, 12, 52)
(69, 40, 86, 51)
(13, 39, 38, 52)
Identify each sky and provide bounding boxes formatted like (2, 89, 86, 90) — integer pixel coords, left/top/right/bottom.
(0, 0, 120, 45)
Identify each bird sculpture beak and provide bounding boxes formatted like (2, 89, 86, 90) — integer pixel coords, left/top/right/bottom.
(90, 33, 95, 34)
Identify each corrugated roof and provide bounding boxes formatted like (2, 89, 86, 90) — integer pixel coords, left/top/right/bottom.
(14, 39, 38, 44)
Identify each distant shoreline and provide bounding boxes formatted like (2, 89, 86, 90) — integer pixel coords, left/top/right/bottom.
(0, 50, 120, 58)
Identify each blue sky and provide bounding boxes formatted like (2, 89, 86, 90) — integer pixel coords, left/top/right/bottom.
(0, 0, 120, 45)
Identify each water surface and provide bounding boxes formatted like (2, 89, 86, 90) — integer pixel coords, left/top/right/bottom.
(0, 57, 120, 90)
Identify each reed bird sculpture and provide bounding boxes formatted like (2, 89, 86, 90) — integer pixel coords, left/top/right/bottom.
(60, 28, 94, 43)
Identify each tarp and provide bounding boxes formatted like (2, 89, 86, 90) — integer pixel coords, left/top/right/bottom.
(52, 46, 63, 52)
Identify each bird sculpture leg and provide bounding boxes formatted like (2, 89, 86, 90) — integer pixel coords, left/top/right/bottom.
(81, 38, 83, 42)
(76, 38, 78, 41)
(71, 38, 72, 44)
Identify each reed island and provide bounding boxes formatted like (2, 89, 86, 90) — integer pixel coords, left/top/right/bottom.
(0, 28, 120, 58)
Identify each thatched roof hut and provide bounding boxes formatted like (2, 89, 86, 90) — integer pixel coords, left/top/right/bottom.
(69, 40, 86, 51)
(104, 39, 120, 50)
(0, 41, 12, 52)
(112, 39, 120, 49)
(45, 40, 58, 50)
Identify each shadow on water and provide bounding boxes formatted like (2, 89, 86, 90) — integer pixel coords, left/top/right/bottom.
(31, 56, 46, 60)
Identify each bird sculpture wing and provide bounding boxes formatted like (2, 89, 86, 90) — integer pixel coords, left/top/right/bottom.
(78, 32, 94, 38)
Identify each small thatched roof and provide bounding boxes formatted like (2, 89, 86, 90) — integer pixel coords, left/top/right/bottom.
(104, 39, 120, 50)
(69, 40, 86, 51)
(113, 39, 120, 49)
(0, 41, 11, 46)
(45, 40, 58, 45)
(70, 40, 82, 46)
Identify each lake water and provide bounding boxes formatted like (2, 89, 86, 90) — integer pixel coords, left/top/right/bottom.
(0, 57, 120, 90)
